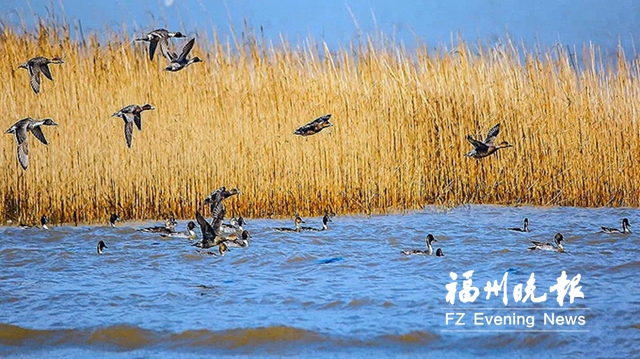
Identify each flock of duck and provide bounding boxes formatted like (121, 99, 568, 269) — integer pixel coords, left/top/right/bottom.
(5, 28, 338, 166)
(5, 28, 632, 258)
(17, 195, 632, 258)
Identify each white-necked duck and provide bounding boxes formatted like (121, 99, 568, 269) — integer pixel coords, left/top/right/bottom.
(135, 29, 186, 61)
(402, 234, 438, 255)
(529, 233, 565, 253)
(6, 118, 58, 170)
(97, 240, 108, 254)
(164, 38, 202, 72)
(601, 218, 631, 234)
(300, 214, 332, 231)
(111, 104, 155, 148)
(18, 56, 64, 94)
(161, 221, 197, 239)
(508, 218, 529, 232)
(109, 213, 121, 227)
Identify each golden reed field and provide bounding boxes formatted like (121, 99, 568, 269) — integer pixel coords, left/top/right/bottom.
(1, 23, 640, 224)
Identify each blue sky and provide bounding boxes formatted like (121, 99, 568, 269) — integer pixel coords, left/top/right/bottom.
(1, 0, 639, 52)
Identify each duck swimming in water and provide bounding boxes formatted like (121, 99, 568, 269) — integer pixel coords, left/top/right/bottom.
(508, 218, 530, 232)
(465, 123, 513, 159)
(274, 215, 305, 232)
(111, 104, 155, 148)
(138, 216, 178, 234)
(97, 240, 108, 254)
(402, 234, 438, 255)
(300, 214, 333, 231)
(294, 114, 334, 136)
(135, 29, 186, 61)
(601, 218, 631, 234)
(528, 233, 566, 253)
(221, 216, 246, 235)
(223, 230, 252, 248)
(164, 38, 202, 72)
(6, 117, 58, 170)
(435, 248, 445, 257)
(18, 56, 64, 94)
(20, 215, 50, 230)
(109, 213, 121, 227)
(161, 221, 197, 239)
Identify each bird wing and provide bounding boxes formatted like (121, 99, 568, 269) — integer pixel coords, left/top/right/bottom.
(40, 64, 53, 81)
(28, 66, 41, 94)
(483, 123, 501, 146)
(210, 201, 226, 237)
(14, 121, 29, 145)
(148, 38, 159, 61)
(133, 114, 142, 131)
(466, 135, 488, 151)
(30, 126, 49, 145)
(158, 39, 173, 60)
(124, 121, 133, 148)
(17, 140, 28, 170)
(178, 38, 195, 62)
(196, 210, 215, 240)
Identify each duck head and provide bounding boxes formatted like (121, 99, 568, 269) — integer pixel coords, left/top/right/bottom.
(622, 218, 630, 228)
(187, 221, 196, 231)
(436, 248, 445, 257)
(41, 118, 58, 126)
(109, 213, 120, 226)
(97, 240, 108, 254)
(50, 57, 64, 64)
(41, 215, 50, 229)
(141, 104, 155, 111)
(498, 141, 513, 148)
(426, 234, 438, 245)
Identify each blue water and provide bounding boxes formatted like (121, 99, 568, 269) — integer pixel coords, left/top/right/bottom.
(0, 205, 638, 357)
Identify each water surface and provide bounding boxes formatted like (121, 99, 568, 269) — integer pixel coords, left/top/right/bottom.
(1, 205, 638, 358)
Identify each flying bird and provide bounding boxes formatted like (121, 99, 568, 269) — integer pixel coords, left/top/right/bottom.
(465, 123, 513, 159)
(18, 56, 64, 94)
(164, 38, 202, 72)
(135, 29, 186, 61)
(294, 114, 334, 136)
(111, 104, 155, 148)
(5, 117, 58, 170)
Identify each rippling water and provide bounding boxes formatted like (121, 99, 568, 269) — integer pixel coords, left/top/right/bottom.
(1, 205, 638, 358)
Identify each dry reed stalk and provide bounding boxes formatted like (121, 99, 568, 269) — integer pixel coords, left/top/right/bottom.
(1, 23, 639, 225)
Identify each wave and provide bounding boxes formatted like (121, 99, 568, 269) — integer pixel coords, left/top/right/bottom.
(0, 323, 441, 351)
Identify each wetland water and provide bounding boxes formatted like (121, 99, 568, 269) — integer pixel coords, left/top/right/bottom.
(0, 205, 638, 358)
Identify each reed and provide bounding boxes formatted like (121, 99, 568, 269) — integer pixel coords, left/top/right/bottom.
(2, 22, 640, 225)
